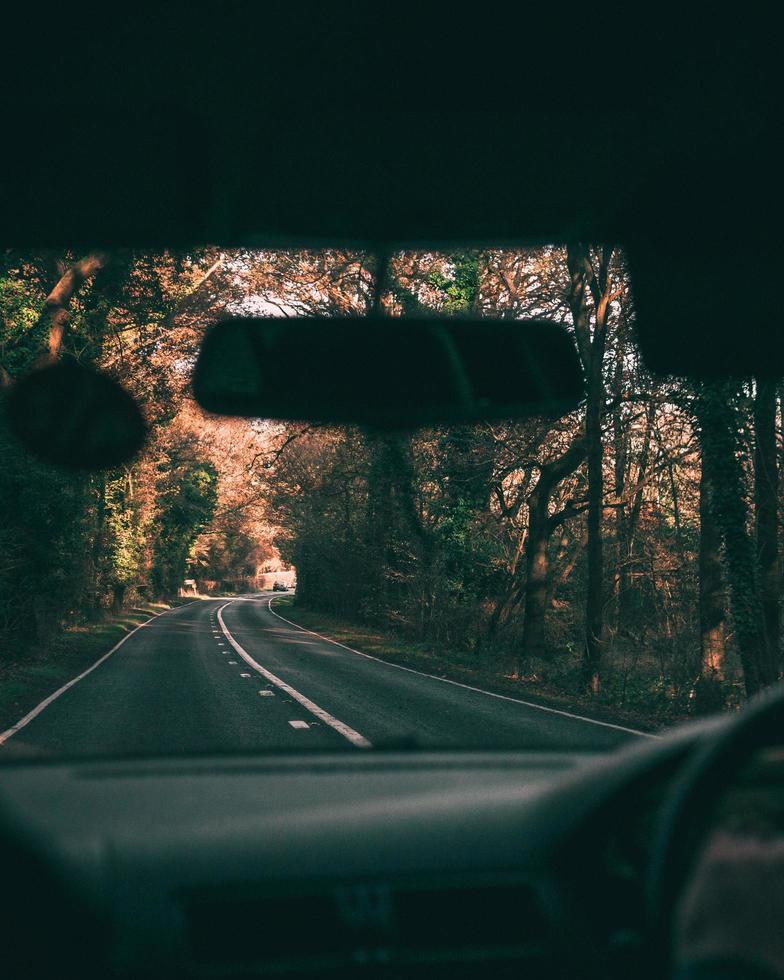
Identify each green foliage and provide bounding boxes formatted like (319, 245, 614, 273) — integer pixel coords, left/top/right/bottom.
(151, 461, 218, 596)
(103, 474, 148, 590)
(197, 523, 265, 589)
(271, 427, 502, 650)
(0, 404, 94, 644)
(0, 275, 45, 374)
(390, 251, 480, 317)
(0, 251, 226, 659)
(425, 252, 479, 314)
(0, 247, 775, 727)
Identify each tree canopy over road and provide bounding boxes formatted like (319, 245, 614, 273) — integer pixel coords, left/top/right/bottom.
(1, 247, 780, 724)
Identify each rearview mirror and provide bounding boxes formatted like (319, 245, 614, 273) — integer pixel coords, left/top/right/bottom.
(193, 317, 584, 427)
(5, 360, 147, 469)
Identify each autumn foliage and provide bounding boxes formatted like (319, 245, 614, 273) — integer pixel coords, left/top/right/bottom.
(1, 247, 780, 722)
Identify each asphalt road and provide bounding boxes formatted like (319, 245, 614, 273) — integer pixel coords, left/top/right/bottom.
(1, 594, 647, 756)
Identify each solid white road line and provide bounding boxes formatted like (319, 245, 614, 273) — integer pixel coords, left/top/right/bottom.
(217, 603, 372, 748)
(267, 599, 656, 740)
(0, 602, 192, 746)
(289, 720, 309, 730)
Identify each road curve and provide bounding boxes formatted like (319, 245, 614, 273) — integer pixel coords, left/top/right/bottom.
(2, 594, 645, 757)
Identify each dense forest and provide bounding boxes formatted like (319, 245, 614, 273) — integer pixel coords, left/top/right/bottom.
(1, 247, 781, 723)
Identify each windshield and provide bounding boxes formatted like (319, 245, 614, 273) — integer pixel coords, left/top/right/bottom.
(0, 247, 771, 758)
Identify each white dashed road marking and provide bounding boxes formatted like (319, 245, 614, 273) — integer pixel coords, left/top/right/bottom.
(217, 602, 371, 749)
(288, 720, 309, 730)
(258, 690, 275, 697)
(240, 672, 251, 678)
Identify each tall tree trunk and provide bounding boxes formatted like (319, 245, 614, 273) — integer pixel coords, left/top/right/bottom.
(695, 459, 726, 713)
(365, 434, 432, 632)
(612, 339, 629, 634)
(618, 404, 656, 634)
(483, 528, 526, 649)
(584, 371, 604, 693)
(111, 582, 126, 613)
(519, 436, 586, 669)
(365, 436, 394, 624)
(520, 485, 551, 665)
(567, 244, 614, 693)
(754, 378, 780, 679)
(90, 473, 107, 613)
(696, 383, 771, 697)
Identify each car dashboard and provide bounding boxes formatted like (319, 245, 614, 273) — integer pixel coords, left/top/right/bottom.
(0, 723, 735, 979)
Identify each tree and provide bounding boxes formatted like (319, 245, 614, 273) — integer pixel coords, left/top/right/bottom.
(40, 252, 110, 359)
(566, 245, 620, 692)
(103, 470, 148, 610)
(4, 242, 780, 723)
(695, 383, 773, 696)
(753, 378, 780, 676)
(151, 456, 218, 597)
(518, 436, 586, 665)
(695, 458, 727, 712)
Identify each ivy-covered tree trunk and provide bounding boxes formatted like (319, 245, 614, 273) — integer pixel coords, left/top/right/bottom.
(364, 436, 395, 624)
(520, 490, 551, 666)
(89, 473, 107, 614)
(696, 383, 772, 697)
(694, 459, 727, 713)
(753, 378, 780, 677)
(519, 437, 585, 667)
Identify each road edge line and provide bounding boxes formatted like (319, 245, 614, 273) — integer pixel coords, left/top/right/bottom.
(267, 599, 656, 739)
(0, 602, 193, 746)
(216, 602, 372, 749)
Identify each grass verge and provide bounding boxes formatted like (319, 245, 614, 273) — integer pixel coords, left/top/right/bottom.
(271, 597, 671, 734)
(0, 601, 183, 735)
